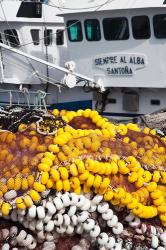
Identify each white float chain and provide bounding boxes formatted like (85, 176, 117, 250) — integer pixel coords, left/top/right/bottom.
(1, 226, 37, 250)
(4, 190, 17, 201)
(5, 191, 166, 249)
(6, 192, 164, 250)
(42, 241, 56, 250)
(125, 213, 166, 249)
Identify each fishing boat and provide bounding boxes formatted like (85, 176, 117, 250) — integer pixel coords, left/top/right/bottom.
(57, 0, 166, 119)
(0, 0, 97, 110)
(0, 2, 165, 250)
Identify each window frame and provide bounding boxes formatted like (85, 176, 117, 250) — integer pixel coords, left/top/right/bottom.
(67, 20, 83, 42)
(102, 17, 130, 41)
(84, 19, 101, 42)
(30, 29, 40, 46)
(56, 29, 64, 46)
(44, 29, 53, 46)
(17, 2, 42, 18)
(0, 33, 3, 44)
(151, 99, 160, 105)
(153, 14, 166, 39)
(4, 29, 20, 47)
(132, 15, 151, 40)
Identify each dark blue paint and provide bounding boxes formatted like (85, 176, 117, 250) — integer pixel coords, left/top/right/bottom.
(49, 100, 92, 111)
(101, 112, 144, 117)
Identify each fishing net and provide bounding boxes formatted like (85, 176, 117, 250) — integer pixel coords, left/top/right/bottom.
(0, 128, 53, 197)
(0, 108, 166, 250)
(141, 109, 166, 134)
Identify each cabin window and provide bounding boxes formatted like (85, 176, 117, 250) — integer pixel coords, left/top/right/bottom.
(0, 33, 3, 44)
(132, 16, 151, 39)
(84, 19, 101, 41)
(4, 29, 20, 47)
(56, 29, 64, 45)
(108, 98, 116, 104)
(31, 29, 40, 45)
(103, 17, 129, 40)
(67, 20, 83, 42)
(44, 29, 52, 46)
(17, 2, 42, 18)
(151, 100, 160, 105)
(153, 15, 166, 38)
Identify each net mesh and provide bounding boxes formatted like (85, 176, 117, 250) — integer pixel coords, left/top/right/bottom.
(0, 127, 53, 195)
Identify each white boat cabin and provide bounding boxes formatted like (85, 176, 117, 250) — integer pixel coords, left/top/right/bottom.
(0, 0, 67, 86)
(61, 0, 166, 88)
(0, 1, 94, 110)
(59, 0, 166, 117)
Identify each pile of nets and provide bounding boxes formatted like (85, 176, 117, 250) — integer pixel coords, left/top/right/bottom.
(0, 108, 166, 250)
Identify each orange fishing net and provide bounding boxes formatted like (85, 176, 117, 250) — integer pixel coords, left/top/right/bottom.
(0, 126, 53, 196)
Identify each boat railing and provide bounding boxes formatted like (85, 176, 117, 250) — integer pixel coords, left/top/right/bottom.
(0, 89, 50, 110)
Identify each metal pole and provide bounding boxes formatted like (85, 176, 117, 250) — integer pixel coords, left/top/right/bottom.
(0, 42, 95, 84)
(0, 47, 4, 83)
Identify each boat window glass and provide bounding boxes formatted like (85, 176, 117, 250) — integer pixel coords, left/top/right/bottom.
(17, 2, 42, 18)
(67, 20, 83, 42)
(31, 29, 40, 45)
(84, 19, 101, 41)
(151, 100, 160, 105)
(0, 33, 3, 44)
(153, 15, 166, 38)
(132, 16, 150, 39)
(56, 29, 64, 45)
(44, 29, 52, 46)
(4, 29, 20, 47)
(103, 17, 129, 40)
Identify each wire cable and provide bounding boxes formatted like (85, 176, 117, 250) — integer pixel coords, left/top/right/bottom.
(42, 5, 50, 93)
(0, 0, 116, 91)
(2, 55, 65, 87)
(0, 0, 116, 48)
(35, 0, 115, 11)
(2, 53, 66, 88)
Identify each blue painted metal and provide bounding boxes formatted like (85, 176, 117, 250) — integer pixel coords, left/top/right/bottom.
(49, 100, 92, 110)
(101, 112, 144, 117)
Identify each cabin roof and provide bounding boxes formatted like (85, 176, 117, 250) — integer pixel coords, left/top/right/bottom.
(58, 0, 166, 16)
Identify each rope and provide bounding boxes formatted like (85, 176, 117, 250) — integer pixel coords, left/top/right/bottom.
(48, 0, 116, 11)
(43, 6, 50, 93)
(0, 0, 117, 49)
(2, 55, 64, 87)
